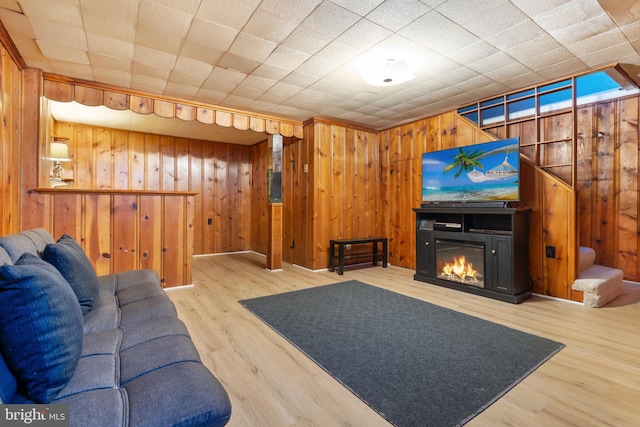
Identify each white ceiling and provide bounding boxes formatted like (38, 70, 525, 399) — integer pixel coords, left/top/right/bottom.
(2, 0, 640, 143)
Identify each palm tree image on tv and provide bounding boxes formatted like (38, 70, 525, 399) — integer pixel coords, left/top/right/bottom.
(422, 138, 520, 203)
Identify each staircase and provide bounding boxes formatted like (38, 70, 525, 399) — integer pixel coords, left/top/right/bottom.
(571, 247, 623, 307)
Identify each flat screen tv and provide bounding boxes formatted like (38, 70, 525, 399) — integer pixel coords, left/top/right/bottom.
(421, 137, 520, 206)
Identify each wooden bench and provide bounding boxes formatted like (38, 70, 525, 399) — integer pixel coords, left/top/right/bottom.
(329, 237, 388, 275)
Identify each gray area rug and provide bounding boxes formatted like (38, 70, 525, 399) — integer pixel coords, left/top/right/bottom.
(240, 280, 564, 427)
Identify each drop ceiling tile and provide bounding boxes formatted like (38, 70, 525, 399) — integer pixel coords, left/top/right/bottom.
(504, 35, 562, 62)
(464, 3, 528, 38)
(138, 1, 193, 37)
(223, 94, 255, 108)
(467, 52, 516, 74)
(259, 81, 303, 103)
(81, 0, 139, 21)
(536, 57, 588, 80)
(179, 41, 224, 65)
(48, 61, 93, 79)
(264, 46, 310, 70)
(549, 14, 616, 45)
(230, 84, 268, 100)
(0, 0, 21, 12)
(135, 25, 184, 55)
(282, 26, 333, 56)
(367, 0, 430, 31)
(579, 43, 640, 68)
(247, 99, 279, 113)
(436, 0, 508, 25)
(567, 29, 629, 56)
(82, 11, 135, 43)
(194, 88, 227, 104)
(30, 19, 88, 50)
(295, 56, 340, 79)
(187, 18, 238, 51)
(534, 0, 606, 32)
(19, 0, 83, 28)
(621, 21, 640, 40)
(217, 53, 261, 74)
(132, 61, 171, 80)
(134, 45, 176, 69)
(509, 0, 573, 17)
(168, 70, 207, 87)
(399, 11, 463, 48)
(209, 66, 247, 84)
(196, 0, 255, 30)
(258, 0, 323, 22)
(86, 33, 134, 59)
(280, 71, 319, 88)
(93, 68, 132, 86)
(314, 39, 363, 66)
(241, 75, 277, 91)
(252, 63, 291, 80)
(36, 39, 89, 63)
(0, 9, 35, 38)
(174, 56, 214, 79)
(131, 74, 167, 93)
(301, 1, 360, 38)
(485, 61, 533, 82)
(338, 19, 392, 50)
(88, 52, 132, 71)
(147, 0, 200, 14)
(164, 82, 199, 99)
(501, 71, 547, 89)
(242, 8, 298, 43)
(520, 46, 576, 69)
(486, 20, 546, 50)
(229, 32, 277, 63)
(447, 40, 499, 64)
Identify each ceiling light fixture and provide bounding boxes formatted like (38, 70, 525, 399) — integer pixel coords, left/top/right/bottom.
(356, 58, 415, 87)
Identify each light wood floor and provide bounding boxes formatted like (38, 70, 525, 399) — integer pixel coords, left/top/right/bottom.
(167, 253, 640, 427)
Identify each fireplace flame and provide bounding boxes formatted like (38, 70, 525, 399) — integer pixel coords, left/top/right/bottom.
(441, 256, 479, 282)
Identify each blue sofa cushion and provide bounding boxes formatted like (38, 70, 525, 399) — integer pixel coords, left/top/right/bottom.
(0, 253, 83, 403)
(0, 351, 17, 403)
(43, 234, 99, 315)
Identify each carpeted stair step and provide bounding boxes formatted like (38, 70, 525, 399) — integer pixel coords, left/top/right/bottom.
(572, 264, 624, 308)
(579, 246, 596, 272)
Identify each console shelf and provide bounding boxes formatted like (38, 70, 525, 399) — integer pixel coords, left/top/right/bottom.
(413, 206, 531, 303)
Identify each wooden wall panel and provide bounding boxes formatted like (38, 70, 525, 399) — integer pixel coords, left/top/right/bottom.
(1, 46, 21, 235)
(250, 140, 268, 256)
(139, 195, 162, 274)
(112, 195, 137, 272)
(84, 194, 112, 276)
(616, 97, 639, 280)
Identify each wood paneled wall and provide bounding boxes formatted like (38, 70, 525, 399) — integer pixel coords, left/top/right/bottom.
(302, 119, 380, 270)
(53, 122, 256, 257)
(576, 95, 640, 281)
(379, 112, 494, 269)
(0, 46, 21, 236)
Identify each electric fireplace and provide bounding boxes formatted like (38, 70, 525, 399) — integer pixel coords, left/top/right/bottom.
(413, 206, 532, 303)
(435, 239, 484, 288)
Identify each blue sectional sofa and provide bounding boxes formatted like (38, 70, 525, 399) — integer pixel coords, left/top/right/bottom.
(0, 229, 231, 427)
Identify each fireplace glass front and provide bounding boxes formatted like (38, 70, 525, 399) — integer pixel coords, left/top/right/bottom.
(435, 239, 485, 288)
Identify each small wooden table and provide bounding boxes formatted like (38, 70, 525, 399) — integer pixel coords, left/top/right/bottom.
(329, 237, 388, 275)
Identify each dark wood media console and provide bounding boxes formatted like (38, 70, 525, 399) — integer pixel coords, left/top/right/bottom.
(413, 205, 531, 303)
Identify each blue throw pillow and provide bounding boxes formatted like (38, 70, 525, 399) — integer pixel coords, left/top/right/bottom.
(43, 234, 99, 315)
(0, 253, 83, 403)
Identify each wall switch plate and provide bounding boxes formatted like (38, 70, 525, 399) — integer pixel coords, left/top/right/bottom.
(345, 244, 351, 250)
(545, 245, 556, 258)
(303, 164, 308, 173)
(207, 218, 212, 225)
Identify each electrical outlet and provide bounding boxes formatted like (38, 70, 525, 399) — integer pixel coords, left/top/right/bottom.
(545, 245, 556, 258)
(345, 244, 352, 250)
